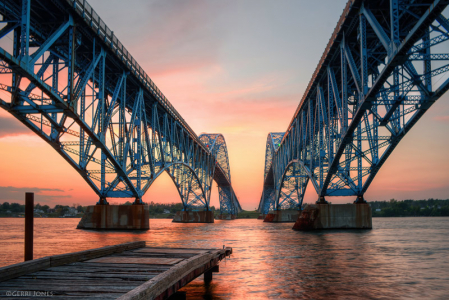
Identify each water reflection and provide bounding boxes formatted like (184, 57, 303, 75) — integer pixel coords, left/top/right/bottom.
(0, 218, 448, 299)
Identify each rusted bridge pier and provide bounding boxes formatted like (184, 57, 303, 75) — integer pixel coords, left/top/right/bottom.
(0, 242, 232, 299)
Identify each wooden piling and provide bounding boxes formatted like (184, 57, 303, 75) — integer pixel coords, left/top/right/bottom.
(24, 192, 34, 261)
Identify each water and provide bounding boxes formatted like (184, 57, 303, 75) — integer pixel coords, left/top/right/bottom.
(1, 217, 448, 299)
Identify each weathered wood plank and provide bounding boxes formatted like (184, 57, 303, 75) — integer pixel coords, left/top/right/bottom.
(0, 244, 232, 300)
(40, 266, 163, 275)
(70, 262, 171, 270)
(133, 248, 208, 254)
(15, 274, 154, 281)
(118, 249, 228, 300)
(0, 257, 51, 282)
(0, 284, 135, 292)
(50, 241, 146, 267)
(87, 257, 183, 265)
(0, 241, 146, 283)
(1, 279, 146, 286)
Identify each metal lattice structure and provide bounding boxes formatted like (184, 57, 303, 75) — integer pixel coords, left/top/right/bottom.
(259, 0, 449, 214)
(0, 0, 241, 213)
(199, 134, 242, 215)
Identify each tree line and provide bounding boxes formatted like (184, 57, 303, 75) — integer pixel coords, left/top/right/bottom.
(122, 201, 216, 215)
(0, 202, 84, 216)
(370, 199, 449, 217)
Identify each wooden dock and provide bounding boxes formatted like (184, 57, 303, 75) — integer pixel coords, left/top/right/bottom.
(0, 241, 232, 299)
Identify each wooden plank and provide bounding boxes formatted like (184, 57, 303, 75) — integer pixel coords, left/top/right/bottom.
(0, 284, 137, 292)
(133, 248, 208, 254)
(1, 279, 146, 286)
(117, 249, 227, 300)
(50, 241, 146, 267)
(0, 245, 232, 300)
(87, 257, 183, 265)
(15, 271, 154, 280)
(0, 257, 50, 282)
(42, 266, 164, 275)
(0, 241, 146, 283)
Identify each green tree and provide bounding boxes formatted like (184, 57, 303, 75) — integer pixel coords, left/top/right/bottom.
(10, 203, 23, 213)
(41, 205, 49, 213)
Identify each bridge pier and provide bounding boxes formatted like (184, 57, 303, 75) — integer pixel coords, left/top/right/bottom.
(263, 210, 300, 222)
(216, 214, 236, 220)
(292, 203, 372, 231)
(257, 214, 266, 220)
(172, 210, 214, 223)
(77, 204, 149, 230)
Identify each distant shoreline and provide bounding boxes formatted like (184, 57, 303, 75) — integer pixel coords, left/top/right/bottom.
(1, 215, 448, 219)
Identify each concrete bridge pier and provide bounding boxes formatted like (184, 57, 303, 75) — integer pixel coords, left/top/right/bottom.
(293, 196, 372, 230)
(217, 214, 236, 220)
(172, 210, 215, 223)
(257, 214, 266, 220)
(77, 198, 150, 230)
(263, 209, 301, 222)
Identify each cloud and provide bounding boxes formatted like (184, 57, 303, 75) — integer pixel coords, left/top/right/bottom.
(0, 116, 32, 137)
(0, 186, 71, 204)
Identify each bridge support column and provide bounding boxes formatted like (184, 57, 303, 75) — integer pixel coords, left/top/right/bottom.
(354, 195, 367, 204)
(172, 210, 214, 223)
(97, 197, 109, 205)
(257, 214, 266, 220)
(133, 197, 143, 205)
(263, 210, 300, 222)
(316, 196, 328, 204)
(292, 203, 372, 230)
(77, 204, 149, 230)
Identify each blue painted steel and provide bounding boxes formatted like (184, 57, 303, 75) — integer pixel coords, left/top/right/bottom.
(199, 134, 242, 215)
(0, 0, 241, 213)
(259, 0, 449, 214)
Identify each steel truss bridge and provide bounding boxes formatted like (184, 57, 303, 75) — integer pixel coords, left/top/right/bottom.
(259, 0, 449, 214)
(0, 0, 241, 215)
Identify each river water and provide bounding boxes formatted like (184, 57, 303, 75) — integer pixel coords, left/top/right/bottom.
(0, 217, 448, 299)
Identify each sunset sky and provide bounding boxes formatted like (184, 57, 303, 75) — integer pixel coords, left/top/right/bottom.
(0, 0, 448, 210)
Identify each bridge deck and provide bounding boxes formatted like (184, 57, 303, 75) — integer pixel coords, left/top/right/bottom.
(0, 241, 231, 299)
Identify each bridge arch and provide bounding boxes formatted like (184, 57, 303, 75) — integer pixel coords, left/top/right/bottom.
(0, 0, 241, 212)
(259, 0, 449, 210)
(199, 134, 242, 215)
(143, 162, 208, 210)
(275, 160, 310, 211)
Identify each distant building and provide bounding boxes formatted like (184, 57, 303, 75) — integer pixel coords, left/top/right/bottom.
(375, 208, 381, 212)
(163, 209, 171, 214)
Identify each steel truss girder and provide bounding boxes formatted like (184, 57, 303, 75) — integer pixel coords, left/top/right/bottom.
(259, 0, 449, 212)
(199, 134, 242, 215)
(0, 0, 239, 211)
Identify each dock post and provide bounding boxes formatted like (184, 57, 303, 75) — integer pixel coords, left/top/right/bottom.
(204, 270, 213, 283)
(24, 192, 34, 261)
(204, 265, 219, 283)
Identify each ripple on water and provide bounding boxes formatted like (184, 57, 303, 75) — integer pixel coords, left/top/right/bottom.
(0, 217, 449, 298)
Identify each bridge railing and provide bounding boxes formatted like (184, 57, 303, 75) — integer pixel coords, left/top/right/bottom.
(65, 0, 206, 151)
